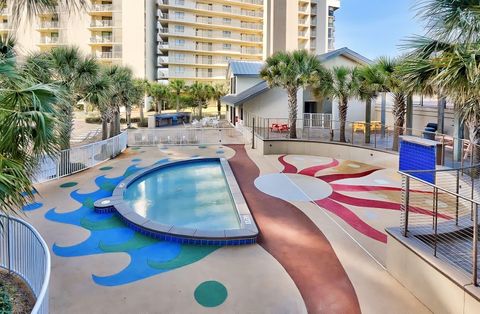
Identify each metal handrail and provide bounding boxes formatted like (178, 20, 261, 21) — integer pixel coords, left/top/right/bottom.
(0, 214, 51, 314)
(33, 131, 127, 183)
(399, 170, 480, 205)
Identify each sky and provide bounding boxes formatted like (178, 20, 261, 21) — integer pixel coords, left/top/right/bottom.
(334, 0, 424, 60)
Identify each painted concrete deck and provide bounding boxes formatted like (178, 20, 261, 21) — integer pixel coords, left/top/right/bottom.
(21, 144, 432, 313)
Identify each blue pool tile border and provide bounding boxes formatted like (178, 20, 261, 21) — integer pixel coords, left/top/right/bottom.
(94, 158, 258, 246)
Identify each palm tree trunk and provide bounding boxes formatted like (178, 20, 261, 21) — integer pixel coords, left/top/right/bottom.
(101, 119, 108, 140)
(109, 120, 115, 138)
(339, 99, 348, 143)
(365, 98, 372, 144)
(466, 119, 480, 177)
(176, 95, 180, 113)
(217, 99, 221, 117)
(392, 95, 406, 151)
(287, 88, 298, 139)
(140, 95, 145, 121)
(114, 111, 120, 135)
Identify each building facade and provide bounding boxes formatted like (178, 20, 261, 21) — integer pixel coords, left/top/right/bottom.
(4, 0, 340, 82)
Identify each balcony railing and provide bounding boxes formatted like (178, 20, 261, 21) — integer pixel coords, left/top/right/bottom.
(90, 36, 114, 43)
(39, 37, 60, 44)
(90, 20, 113, 27)
(38, 21, 60, 28)
(97, 51, 122, 59)
(90, 4, 113, 12)
(0, 22, 11, 30)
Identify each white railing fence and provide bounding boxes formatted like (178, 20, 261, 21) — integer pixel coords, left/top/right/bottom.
(0, 214, 51, 314)
(127, 128, 245, 146)
(303, 113, 333, 129)
(33, 132, 127, 183)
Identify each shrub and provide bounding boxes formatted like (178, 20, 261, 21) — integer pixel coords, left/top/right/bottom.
(85, 116, 102, 124)
(0, 284, 12, 314)
(137, 118, 148, 128)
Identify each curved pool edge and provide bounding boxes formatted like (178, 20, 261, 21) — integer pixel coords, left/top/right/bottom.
(94, 158, 259, 246)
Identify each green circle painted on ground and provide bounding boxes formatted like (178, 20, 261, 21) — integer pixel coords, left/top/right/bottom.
(99, 166, 113, 171)
(194, 281, 228, 308)
(60, 182, 78, 188)
(131, 147, 141, 150)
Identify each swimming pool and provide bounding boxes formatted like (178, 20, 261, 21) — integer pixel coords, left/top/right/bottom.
(95, 158, 258, 245)
(124, 160, 241, 231)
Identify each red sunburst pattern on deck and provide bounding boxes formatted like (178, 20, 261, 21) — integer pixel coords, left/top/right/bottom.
(278, 155, 448, 243)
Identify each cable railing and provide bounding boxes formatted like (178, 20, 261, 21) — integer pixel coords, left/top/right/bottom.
(400, 165, 480, 286)
(0, 214, 51, 314)
(33, 132, 127, 184)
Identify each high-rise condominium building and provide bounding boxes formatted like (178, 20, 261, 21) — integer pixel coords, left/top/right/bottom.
(157, 0, 340, 84)
(4, 0, 339, 83)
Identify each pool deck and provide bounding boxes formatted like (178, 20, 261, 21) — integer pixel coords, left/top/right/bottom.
(23, 144, 431, 313)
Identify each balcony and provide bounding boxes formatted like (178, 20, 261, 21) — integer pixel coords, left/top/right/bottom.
(96, 51, 122, 60)
(38, 21, 60, 29)
(38, 37, 61, 44)
(38, 6, 60, 15)
(90, 36, 114, 44)
(158, 0, 263, 8)
(0, 22, 11, 31)
(157, 56, 228, 66)
(90, 20, 114, 28)
(89, 4, 113, 13)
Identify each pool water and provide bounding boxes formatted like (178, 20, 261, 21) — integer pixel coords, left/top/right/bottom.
(124, 160, 241, 231)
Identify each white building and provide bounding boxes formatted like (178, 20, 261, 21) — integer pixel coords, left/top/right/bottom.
(222, 47, 370, 125)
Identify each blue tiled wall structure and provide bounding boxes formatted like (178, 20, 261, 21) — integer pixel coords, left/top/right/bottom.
(399, 139, 436, 184)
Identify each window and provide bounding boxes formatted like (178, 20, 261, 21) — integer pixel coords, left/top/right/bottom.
(174, 25, 184, 33)
(222, 5, 231, 12)
(175, 66, 185, 74)
(174, 0, 185, 5)
(223, 43, 232, 50)
(222, 18, 231, 25)
(230, 76, 237, 94)
(175, 39, 185, 46)
(174, 12, 184, 20)
(222, 31, 231, 38)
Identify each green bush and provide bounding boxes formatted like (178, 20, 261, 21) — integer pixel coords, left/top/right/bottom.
(0, 284, 12, 314)
(137, 118, 148, 128)
(85, 116, 102, 124)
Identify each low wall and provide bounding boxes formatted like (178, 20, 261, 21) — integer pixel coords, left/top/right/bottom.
(259, 138, 399, 169)
(386, 228, 480, 314)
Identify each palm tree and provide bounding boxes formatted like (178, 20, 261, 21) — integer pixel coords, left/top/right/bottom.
(313, 66, 360, 143)
(0, 57, 63, 215)
(83, 72, 112, 140)
(4, 0, 86, 24)
(134, 79, 150, 121)
(188, 82, 213, 118)
(169, 79, 186, 113)
(366, 57, 407, 151)
(357, 65, 379, 144)
(23, 46, 100, 149)
(260, 50, 324, 139)
(149, 82, 170, 114)
(401, 0, 480, 162)
(211, 83, 228, 117)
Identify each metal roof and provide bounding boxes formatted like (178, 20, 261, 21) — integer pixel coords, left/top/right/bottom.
(221, 81, 270, 106)
(318, 47, 372, 65)
(228, 61, 264, 77)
